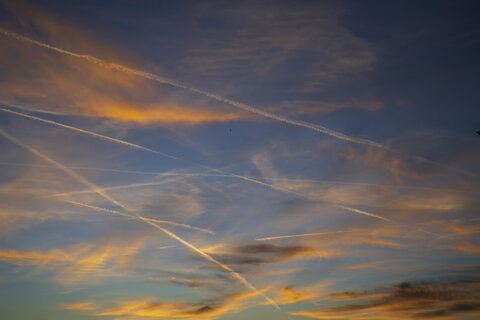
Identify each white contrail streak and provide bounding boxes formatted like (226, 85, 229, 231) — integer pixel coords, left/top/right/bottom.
(336, 205, 400, 224)
(0, 129, 279, 311)
(0, 29, 405, 149)
(0, 101, 67, 115)
(61, 199, 214, 234)
(0, 105, 397, 224)
(0, 161, 178, 176)
(49, 177, 191, 198)
(256, 231, 347, 241)
(0, 106, 167, 157)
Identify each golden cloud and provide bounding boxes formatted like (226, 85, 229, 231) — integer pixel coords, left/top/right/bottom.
(0, 2, 249, 125)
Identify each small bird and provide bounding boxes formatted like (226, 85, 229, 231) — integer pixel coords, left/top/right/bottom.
(477, 130, 480, 135)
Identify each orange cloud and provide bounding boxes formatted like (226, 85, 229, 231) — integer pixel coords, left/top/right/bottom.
(61, 301, 99, 311)
(0, 2, 249, 125)
(360, 237, 405, 248)
(78, 101, 245, 125)
(93, 290, 264, 319)
(448, 242, 480, 255)
(0, 234, 146, 284)
(0, 248, 69, 265)
(292, 279, 480, 320)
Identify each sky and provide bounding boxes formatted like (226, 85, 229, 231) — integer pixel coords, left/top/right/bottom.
(0, 0, 479, 319)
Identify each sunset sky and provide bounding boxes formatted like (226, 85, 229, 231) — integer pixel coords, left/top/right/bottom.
(0, 1, 479, 319)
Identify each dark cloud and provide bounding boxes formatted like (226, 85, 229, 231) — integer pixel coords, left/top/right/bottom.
(212, 243, 314, 266)
(294, 278, 480, 319)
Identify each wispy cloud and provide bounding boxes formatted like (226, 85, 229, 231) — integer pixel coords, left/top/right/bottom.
(90, 289, 266, 319)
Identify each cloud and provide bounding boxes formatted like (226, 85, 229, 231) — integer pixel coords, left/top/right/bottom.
(90, 289, 264, 319)
(183, 1, 376, 93)
(0, 3, 248, 125)
(342, 146, 423, 182)
(61, 301, 99, 311)
(291, 278, 480, 319)
(272, 280, 332, 305)
(77, 102, 244, 125)
(0, 234, 147, 285)
(203, 242, 335, 267)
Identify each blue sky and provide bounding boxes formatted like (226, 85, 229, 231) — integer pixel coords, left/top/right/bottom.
(0, 1, 479, 319)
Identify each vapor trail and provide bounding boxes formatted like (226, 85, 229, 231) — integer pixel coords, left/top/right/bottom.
(49, 177, 193, 198)
(0, 101, 67, 115)
(256, 231, 347, 241)
(0, 105, 397, 224)
(0, 129, 279, 311)
(0, 107, 167, 157)
(336, 205, 400, 224)
(62, 199, 214, 234)
(0, 161, 178, 176)
(0, 128, 126, 210)
(0, 29, 415, 150)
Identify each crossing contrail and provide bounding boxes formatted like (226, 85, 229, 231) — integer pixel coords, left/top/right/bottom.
(0, 105, 399, 225)
(256, 231, 347, 241)
(61, 199, 214, 234)
(0, 128, 280, 311)
(0, 29, 471, 176)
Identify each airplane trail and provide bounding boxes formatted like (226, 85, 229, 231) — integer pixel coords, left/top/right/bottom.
(0, 101, 67, 115)
(0, 161, 180, 176)
(61, 199, 214, 234)
(336, 205, 400, 224)
(256, 231, 347, 241)
(0, 29, 381, 147)
(0, 105, 399, 225)
(49, 177, 195, 198)
(0, 106, 169, 157)
(0, 128, 279, 311)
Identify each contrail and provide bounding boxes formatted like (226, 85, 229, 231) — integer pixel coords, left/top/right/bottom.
(0, 105, 398, 224)
(0, 29, 382, 147)
(61, 199, 214, 234)
(0, 128, 127, 210)
(0, 161, 177, 176)
(49, 177, 194, 198)
(336, 205, 400, 224)
(0, 106, 168, 157)
(0, 129, 279, 311)
(256, 231, 347, 241)
(0, 101, 67, 115)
